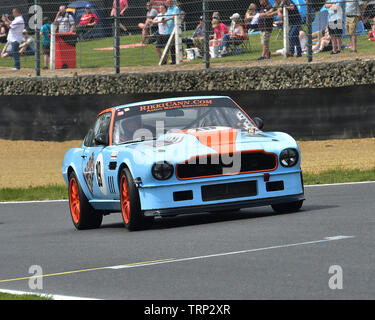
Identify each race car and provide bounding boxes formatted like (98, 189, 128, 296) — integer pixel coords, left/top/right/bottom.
(62, 96, 304, 231)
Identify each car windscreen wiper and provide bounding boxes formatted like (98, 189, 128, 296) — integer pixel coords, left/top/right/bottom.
(118, 137, 157, 145)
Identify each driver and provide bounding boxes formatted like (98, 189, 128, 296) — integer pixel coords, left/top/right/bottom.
(120, 116, 142, 142)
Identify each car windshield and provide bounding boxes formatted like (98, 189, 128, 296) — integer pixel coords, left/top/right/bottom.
(112, 98, 256, 145)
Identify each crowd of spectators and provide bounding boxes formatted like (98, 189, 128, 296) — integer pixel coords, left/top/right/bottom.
(140, 0, 373, 62)
(1, 1, 375, 70)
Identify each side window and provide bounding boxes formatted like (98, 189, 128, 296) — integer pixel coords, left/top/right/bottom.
(83, 127, 95, 147)
(84, 112, 112, 147)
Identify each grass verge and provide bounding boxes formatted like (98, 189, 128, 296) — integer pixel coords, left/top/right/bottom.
(0, 167, 374, 202)
(303, 167, 375, 185)
(0, 292, 52, 300)
(0, 185, 67, 202)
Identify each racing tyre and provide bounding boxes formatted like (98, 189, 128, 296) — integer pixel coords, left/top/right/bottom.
(68, 171, 103, 230)
(120, 168, 153, 231)
(271, 200, 304, 214)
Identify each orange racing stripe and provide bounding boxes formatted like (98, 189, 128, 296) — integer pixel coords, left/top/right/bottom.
(180, 127, 238, 154)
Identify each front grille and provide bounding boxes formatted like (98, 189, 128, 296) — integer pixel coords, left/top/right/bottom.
(176, 151, 277, 180)
(201, 181, 257, 202)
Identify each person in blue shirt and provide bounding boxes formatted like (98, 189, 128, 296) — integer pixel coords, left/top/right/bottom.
(325, 0, 344, 54)
(40, 17, 51, 69)
(163, 0, 180, 64)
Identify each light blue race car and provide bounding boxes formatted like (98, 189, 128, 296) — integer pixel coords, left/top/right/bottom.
(62, 96, 304, 231)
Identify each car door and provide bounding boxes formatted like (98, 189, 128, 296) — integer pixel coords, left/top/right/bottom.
(81, 112, 112, 200)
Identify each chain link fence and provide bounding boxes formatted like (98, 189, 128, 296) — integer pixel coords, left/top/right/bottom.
(0, 0, 373, 75)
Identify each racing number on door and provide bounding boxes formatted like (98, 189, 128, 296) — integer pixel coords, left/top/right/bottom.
(95, 153, 107, 196)
(96, 160, 103, 188)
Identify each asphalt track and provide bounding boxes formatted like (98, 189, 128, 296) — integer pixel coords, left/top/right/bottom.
(0, 182, 374, 300)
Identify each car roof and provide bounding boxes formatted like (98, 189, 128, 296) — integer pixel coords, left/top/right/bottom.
(113, 96, 232, 110)
(97, 96, 234, 118)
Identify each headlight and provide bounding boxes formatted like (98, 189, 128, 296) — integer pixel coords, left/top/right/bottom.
(279, 148, 299, 167)
(152, 161, 174, 180)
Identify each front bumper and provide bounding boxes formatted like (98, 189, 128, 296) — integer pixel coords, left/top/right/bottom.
(140, 170, 304, 216)
(144, 193, 305, 216)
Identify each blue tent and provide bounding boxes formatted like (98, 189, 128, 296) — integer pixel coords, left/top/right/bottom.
(312, 10, 329, 33)
(67, 1, 109, 39)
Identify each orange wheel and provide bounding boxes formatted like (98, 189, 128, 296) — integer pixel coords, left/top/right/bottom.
(120, 175, 130, 224)
(119, 167, 153, 231)
(68, 171, 103, 230)
(69, 177, 80, 224)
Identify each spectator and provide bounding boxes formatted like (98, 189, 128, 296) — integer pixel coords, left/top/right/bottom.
(245, 3, 260, 32)
(40, 17, 51, 70)
(54, 6, 75, 33)
(163, 0, 180, 64)
(182, 16, 204, 51)
(220, 13, 245, 56)
(271, 0, 303, 57)
(1, 8, 24, 70)
(0, 42, 10, 58)
(257, 0, 274, 60)
(111, 0, 131, 36)
(345, 0, 365, 53)
(210, 17, 229, 48)
(75, 3, 99, 38)
(312, 26, 332, 53)
(138, 2, 158, 44)
(212, 12, 220, 21)
(0, 20, 9, 43)
(152, 5, 168, 61)
(18, 29, 35, 56)
(369, 17, 375, 41)
(299, 30, 307, 53)
(363, 0, 375, 29)
(325, 0, 344, 54)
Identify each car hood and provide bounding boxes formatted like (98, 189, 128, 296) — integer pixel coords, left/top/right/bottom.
(123, 127, 297, 164)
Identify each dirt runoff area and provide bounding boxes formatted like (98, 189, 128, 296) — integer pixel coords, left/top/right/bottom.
(0, 138, 374, 189)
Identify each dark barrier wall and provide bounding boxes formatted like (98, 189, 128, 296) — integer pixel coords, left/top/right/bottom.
(1, 84, 374, 141)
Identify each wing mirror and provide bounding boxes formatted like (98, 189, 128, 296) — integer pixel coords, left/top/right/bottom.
(94, 133, 109, 146)
(253, 117, 264, 130)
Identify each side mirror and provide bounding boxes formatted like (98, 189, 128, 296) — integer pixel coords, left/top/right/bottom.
(94, 133, 109, 146)
(253, 117, 264, 130)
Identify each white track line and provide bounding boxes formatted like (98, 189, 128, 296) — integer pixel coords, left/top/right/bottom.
(305, 181, 375, 187)
(106, 235, 355, 270)
(1, 181, 374, 205)
(0, 288, 99, 300)
(0, 199, 67, 205)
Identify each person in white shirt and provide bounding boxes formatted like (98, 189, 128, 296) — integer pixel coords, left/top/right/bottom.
(1, 8, 24, 70)
(152, 5, 168, 60)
